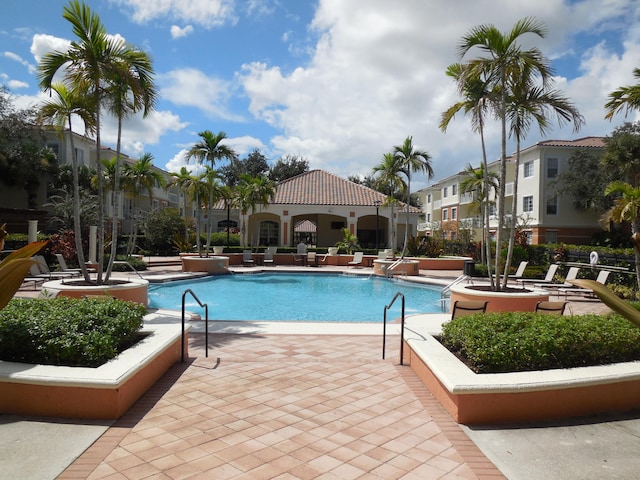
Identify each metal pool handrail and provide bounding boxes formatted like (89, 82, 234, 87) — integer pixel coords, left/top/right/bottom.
(382, 292, 405, 364)
(181, 289, 209, 362)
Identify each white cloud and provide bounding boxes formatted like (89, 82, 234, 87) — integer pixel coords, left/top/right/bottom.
(110, 0, 237, 28)
(159, 68, 243, 121)
(236, 0, 640, 184)
(170, 25, 194, 39)
(7, 79, 28, 90)
(3, 51, 36, 74)
(30, 34, 70, 63)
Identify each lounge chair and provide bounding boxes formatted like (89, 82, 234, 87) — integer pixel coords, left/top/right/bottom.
(242, 250, 255, 266)
(263, 247, 276, 266)
(517, 263, 559, 287)
(55, 253, 96, 274)
(451, 300, 488, 319)
(507, 261, 528, 282)
(294, 242, 307, 265)
(535, 301, 567, 315)
(534, 266, 580, 291)
(558, 270, 611, 299)
(307, 252, 318, 266)
(348, 251, 364, 268)
(33, 255, 78, 278)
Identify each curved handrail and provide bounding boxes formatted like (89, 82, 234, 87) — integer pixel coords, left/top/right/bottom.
(382, 292, 405, 364)
(181, 289, 209, 362)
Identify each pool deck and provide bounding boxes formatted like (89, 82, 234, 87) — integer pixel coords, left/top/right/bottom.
(7, 257, 640, 480)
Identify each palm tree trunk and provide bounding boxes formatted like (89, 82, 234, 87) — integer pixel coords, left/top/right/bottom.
(502, 136, 522, 289)
(479, 124, 494, 289)
(105, 116, 123, 280)
(95, 99, 105, 285)
(401, 174, 411, 259)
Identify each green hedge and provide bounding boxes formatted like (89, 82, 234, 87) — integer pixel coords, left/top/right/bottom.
(440, 312, 640, 374)
(0, 297, 146, 367)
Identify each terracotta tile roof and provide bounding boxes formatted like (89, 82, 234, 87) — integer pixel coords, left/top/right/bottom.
(535, 136, 605, 148)
(274, 169, 421, 212)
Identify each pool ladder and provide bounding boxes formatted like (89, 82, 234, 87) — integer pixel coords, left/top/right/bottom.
(181, 289, 209, 362)
(381, 292, 405, 365)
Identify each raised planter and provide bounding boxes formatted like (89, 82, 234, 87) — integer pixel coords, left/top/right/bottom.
(181, 255, 229, 274)
(373, 259, 420, 276)
(416, 256, 470, 270)
(450, 283, 549, 312)
(402, 316, 640, 425)
(0, 323, 187, 419)
(41, 278, 149, 306)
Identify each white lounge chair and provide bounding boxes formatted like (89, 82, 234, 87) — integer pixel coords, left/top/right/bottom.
(348, 251, 364, 268)
(535, 267, 580, 291)
(559, 270, 611, 299)
(517, 263, 559, 287)
(33, 255, 78, 278)
(263, 247, 276, 266)
(242, 250, 255, 266)
(54, 253, 96, 274)
(507, 261, 528, 282)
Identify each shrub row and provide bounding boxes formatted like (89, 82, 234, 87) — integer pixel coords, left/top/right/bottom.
(0, 297, 146, 367)
(440, 312, 640, 374)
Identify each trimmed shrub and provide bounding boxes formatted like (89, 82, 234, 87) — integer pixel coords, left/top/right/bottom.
(0, 297, 146, 367)
(440, 312, 640, 374)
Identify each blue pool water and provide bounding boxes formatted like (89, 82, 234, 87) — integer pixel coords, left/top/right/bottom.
(148, 273, 444, 322)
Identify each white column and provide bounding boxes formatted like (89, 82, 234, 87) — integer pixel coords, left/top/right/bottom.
(28, 220, 38, 243)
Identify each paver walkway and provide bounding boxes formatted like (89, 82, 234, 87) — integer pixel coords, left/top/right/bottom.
(59, 334, 504, 479)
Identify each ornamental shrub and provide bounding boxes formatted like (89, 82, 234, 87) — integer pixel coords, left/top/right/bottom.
(0, 297, 146, 367)
(440, 312, 640, 374)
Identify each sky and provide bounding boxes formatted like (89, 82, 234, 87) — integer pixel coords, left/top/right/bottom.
(2, 0, 640, 192)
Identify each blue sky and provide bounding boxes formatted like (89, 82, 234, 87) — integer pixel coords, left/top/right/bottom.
(2, 0, 640, 191)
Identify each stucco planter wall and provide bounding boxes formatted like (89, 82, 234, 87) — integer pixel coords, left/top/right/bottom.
(0, 323, 187, 419)
(449, 283, 549, 312)
(373, 259, 420, 276)
(181, 255, 229, 274)
(41, 278, 149, 306)
(402, 317, 640, 425)
(416, 257, 470, 270)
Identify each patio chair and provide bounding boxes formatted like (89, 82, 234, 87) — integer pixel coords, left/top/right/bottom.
(242, 250, 255, 266)
(348, 251, 364, 268)
(307, 251, 318, 266)
(263, 247, 276, 266)
(517, 263, 559, 287)
(535, 301, 567, 315)
(558, 270, 611, 299)
(507, 261, 528, 282)
(534, 266, 580, 291)
(55, 253, 96, 274)
(33, 255, 78, 278)
(451, 300, 488, 319)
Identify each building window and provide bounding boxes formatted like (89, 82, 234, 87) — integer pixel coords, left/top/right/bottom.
(74, 148, 84, 166)
(426, 213, 431, 222)
(427, 193, 431, 203)
(218, 220, 238, 232)
(524, 161, 534, 178)
(442, 209, 448, 221)
(443, 187, 448, 198)
(451, 207, 457, 220)
(523, 195, 533, 213)
(546, 231, 558, 243)
(489, 204, 497, 216)
(152, 199, 159, 210)
(260, 220, 279, 245)
(546, 196, 558, 215)
(547, 158, 558, 178)
(452, 184, 457, 195)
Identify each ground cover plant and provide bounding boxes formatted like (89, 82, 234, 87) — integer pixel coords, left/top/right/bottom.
(0, 297, 146, 367)
(440, 312, 640, 374)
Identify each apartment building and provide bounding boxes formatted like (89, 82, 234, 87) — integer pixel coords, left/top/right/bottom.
(416, 137, 606, 245)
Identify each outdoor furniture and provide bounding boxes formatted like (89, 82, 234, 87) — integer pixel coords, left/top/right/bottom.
(348, 252, 364, 268)
(507, 261, 528, 282)
(517, 263, 559, 287)
(558, 270, 611, 299)
(451, 300, 488, 319)
(535, 267, 580, 292)
(55, 253, 96, 274)
(242, 250, 255, 266)
(535, 301, 567, 315)
(307, 252, 318, 266)
(263, 247, 276, 266)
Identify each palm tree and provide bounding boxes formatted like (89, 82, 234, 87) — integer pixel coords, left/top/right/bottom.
(602, 181, 640, 288)
(168, 166, 197, 242)
(605, 68, 640, 120)
(234, 174, 277, 247)
(37, 82, 96, 281)
(502, 73, 583, 286)
(441, 62, 496, 285)
(373, 152, 407, 252)
(38, 0, 156, 285)
(459, 163, 499, 266)
(455, 16, 552, 290)
(185, 130, 237, 255)
(121, 153, 165, 260)
(392, 136, 433, 258)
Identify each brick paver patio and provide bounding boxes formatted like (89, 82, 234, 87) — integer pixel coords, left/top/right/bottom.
(58, 333, 505, 479)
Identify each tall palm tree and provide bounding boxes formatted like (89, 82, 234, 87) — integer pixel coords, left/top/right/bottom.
(455, 16, 552, 290)
(502, 73, 583, 286)
(120, 153, 165, 261)
(459, 163, 499, 266)
(235, 174, 277, 247)
(392, 136, 433, 259)
(605, 68, 640, 120)
(602, 181, 640, 288)
(373, 152, 407, 252)
(168, 166, 197, 241)
(185, 130, 237, 255)
(38, 0, 156, 284)
(441, 62, 496, 285)
(38, 82, 96, 281)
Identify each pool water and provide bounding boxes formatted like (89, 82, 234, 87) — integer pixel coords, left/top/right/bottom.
(148, 273, 444, 322)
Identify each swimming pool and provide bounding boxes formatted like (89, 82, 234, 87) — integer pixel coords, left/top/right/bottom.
(148, 272, 444, 322)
